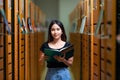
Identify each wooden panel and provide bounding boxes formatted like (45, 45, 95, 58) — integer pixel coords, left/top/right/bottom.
(19, 0, 25, 80)
(5, 0, 12, 80)
(30, 1, 35, 31)
(69, 0, 116, 80)
(70, 33, 81, 80)
(92, 0, 105, 80)
(37, 32, 45, 80)
(24, 0, 30, 79)
(0, 70, 4, 80)
(93, 37, 100, 80)
(0, 1, 4, 79)
(0, 58, 4, 71)
(93, 0, 100, 24)
(103, 0, 116, 80)
(29, 33, 35, 80)
(14, 0, 19, 79)
(34, 32, 38, 80)
(81, 34, 90, 80)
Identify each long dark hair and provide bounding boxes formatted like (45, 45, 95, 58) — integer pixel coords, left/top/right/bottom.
(47, 20, 67, 42)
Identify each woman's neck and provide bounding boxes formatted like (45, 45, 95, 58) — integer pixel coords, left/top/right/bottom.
(52, 39, 62, 44)
(48, 39, 65, 49)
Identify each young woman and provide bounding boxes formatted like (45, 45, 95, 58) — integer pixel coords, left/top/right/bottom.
(39, 20, 74, 80)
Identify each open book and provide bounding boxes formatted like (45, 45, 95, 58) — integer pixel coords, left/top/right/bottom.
(44, 44, 74, 61)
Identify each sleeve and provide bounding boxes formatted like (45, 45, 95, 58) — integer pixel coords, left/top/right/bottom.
(65, 42, 74, 59)
(40, 42, 46, 52)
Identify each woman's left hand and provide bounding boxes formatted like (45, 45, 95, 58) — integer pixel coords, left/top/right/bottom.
(53, 55, 65, 62)
(54, 55, 74, 66)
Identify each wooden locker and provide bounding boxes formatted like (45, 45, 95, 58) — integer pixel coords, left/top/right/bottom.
(18, 0, 25, 80)
(25, 0, 30, 80)
(0, 1, 5, 80)
(70, 33, 81, 80)
(13, 0, 19, 80)
(101, 0, 116, 80)
(5, 0, 12, 80)
(29, 2, 35, 80)
(37, 32, 45, 80)
(29, 33, 35, 80)
(34, 32, 38, 80)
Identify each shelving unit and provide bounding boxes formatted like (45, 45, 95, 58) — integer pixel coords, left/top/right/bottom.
(69, 0, 117, 80)
(0, 0, 46, 80)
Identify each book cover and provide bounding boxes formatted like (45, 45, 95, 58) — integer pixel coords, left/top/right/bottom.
(44, 44, 73, 62)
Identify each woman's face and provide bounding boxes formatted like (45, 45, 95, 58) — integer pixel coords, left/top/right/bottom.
(51, 23, 63, 40)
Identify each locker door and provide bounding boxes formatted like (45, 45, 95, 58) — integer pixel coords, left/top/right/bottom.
(5, 0, 12, 80)
(70, 33, 81, 80)
(0, 1, 4, 80)
(14, 0, 19, 80)
(18, 0, 25, 80)
(104, 0, 116, 80)
(24, 0, 30, 80)
(29, 2, 35, 80)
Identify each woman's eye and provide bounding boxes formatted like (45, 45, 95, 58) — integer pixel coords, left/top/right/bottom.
(51, 28, 60, 31)
(51, 28, 55, 31)
(57, 28, 60, 31)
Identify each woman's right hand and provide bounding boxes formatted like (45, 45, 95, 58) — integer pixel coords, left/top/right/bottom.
(44, 55, 49, 61)
(39, 51, 48, 65)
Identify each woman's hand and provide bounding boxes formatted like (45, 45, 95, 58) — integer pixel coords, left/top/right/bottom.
(53, 55, 65, 62)
(54, 55, 74, 67)
(39, 51, 49, 65)
(39, 55, 49, 62)
(44, 55, 49, 61)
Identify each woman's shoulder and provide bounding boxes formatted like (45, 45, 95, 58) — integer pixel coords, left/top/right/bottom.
(41, 42, 48, 47)
(65, 41, 73, 46)
(40, 42, 49, 51)
(42, 41, 48, 45)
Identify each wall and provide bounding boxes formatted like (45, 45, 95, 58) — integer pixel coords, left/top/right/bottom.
(32, 0, 80, 40)
(59, 0, 79, 40)
(34, 0, 59, 22)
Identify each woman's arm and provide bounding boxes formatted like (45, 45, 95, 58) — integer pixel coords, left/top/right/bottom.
(54, 56, 74, 66)
(39, 51, 45, 65)
(62, 57, 74, 66)
(39, 51, 49, 65)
